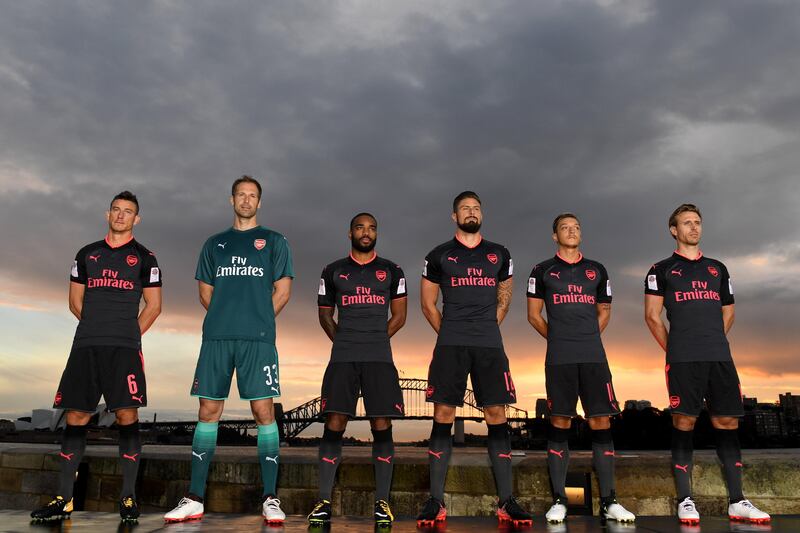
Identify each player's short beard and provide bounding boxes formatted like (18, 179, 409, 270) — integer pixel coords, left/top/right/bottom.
(351, 235, 377, 253)
(458, 220, 481, 234)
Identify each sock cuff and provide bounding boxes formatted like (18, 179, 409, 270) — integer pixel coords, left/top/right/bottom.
(371, 427, 393, 442)
(547, 425, 570, 443)
(196, 421, 219, 433)
(591, 428, 613, 444)
(118, 421, 140, 435)
(65, 424, 88, 437)
(487, 422, 509, 438)
(322, 427, 346, 442)
(258, 422, 279, 436)
(715, 427, 740, 443)
(431, 421, 453, 439)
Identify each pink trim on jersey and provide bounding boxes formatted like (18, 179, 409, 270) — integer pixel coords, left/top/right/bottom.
(556, 251, 583, 264)
(105, 234, 134, 249)
(455, 234, 482, 249)
(350, 251, 377, 265)
(674, 249, 703, 261)
(318, 305, 334, 309)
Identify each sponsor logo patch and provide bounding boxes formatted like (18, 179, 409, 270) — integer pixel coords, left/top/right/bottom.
(670, 395, 681, 409)
(729, 279, 734, 295)
(528, 277, 536, 294)
(606, 280, 612, 296)
(376, 270, 387, 282)
(423, 260, 428, 276)
(254, 239, 266, 250)
(585, 269, 596, 280)
(487, 253, 498, 264)
(508, 258, 513, 275)
(647, 274, 658, 291)
(71, 261, 78, 277)
(318, 278, 326, 296)
(397, 277, 406, 295)
(126, 255, 138, 267)
(149, 267, 160, 283)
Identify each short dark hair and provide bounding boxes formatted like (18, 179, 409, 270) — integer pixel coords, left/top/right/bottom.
(111, 191, 139, 214)
(669, 204, 702, 229)
(452, 191, 481, 213)
(231, 175, 262, 198)
(350, 212, 377, 230)
(552, 212, 579, 233)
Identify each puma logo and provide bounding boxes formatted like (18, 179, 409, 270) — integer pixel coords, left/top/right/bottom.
(192, 451, 207, 461)
(321, 456, 338, 465)
(271, 386, 280, 394)
(131, 395, 143, 404)
(122, 453, 139, 462)
(89, 255, 100, 262)
(674, 464, 689, 473)
(394, 403, 403, 413)
(497, 452, 512, 460)
(447, 256, 458, 263)
(339, 273, 350, 280)
(604, 451, 615, 457)
(671, 269, 682, 277)
(548, 449, 564, 458)
(59, 452, 74, 461)
(377, 456, 392, 464)
(549, 272, 560, 279)
(265, 455, 278, 464)
(735, 462, 743, 467)
(217, 243, 226, 249)
(428, 450, 444, 460)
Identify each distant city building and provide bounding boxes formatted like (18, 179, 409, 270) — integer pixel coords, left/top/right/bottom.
(535, 398, 549, 419)
(742, 396, 758, 409)
(780, 392, 800, 419)
(624, 400, 652, 411)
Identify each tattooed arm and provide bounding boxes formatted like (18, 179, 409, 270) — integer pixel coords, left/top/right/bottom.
(496, 278, 513, 324)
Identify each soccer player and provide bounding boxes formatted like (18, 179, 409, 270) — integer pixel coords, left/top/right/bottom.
(306, 213, 407, 528)
(416, 191, 532, 527)
(31, 191, 162, 523)
(527, 213, 635, 524)
(644, 204, 770, 525)
(164, 176, 293, 524)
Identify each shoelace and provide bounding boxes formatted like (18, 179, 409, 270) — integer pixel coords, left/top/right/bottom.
(680, 499, 696, 512)
(377, 501, 390, 512)
(265, 497, 281, 510)
(738, 500, 754, 509)
(177, 497, 195, 508)
(122, 497, 135, 508)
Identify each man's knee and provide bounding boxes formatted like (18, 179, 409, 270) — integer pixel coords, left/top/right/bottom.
(115, 408, 139, 426)
(672, 414, 697, 431)
(433, 404, 456, 423)
(326, 413, 349, 432)
(587, 416, 610, 430)
(199, 399, 224, 422)
(483, 405, 507, 425)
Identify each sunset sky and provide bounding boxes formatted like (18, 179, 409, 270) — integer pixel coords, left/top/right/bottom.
(1, 1, 799, 440)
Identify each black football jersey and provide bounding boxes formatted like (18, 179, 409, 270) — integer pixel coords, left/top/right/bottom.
(70, 237, 162, 349)
(318, 254, 406, 362)
(644, 251, 733, 362)
(422, 237, 512, 348)
(527, 253, 612, 365)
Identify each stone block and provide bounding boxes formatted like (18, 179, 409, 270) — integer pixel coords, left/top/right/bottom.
(0, 490, 41, 510)
(99, 476, 122, 500)
(1, 453, 43, 470)
(276, 463, 317, 488)
(337, 464, 374, 490)
(0, 469, 24, 493)
(42, 454, 61, 472)
(444, 465, 495, 494)
(207, 461, 260, 484)
(20, 471, 58, 494)
(275, 487, 318, 515)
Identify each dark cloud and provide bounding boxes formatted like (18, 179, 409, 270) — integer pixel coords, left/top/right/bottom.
(0, 1, 799, 374)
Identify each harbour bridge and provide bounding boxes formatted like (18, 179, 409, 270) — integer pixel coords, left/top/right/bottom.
(141, 378, 530, 440)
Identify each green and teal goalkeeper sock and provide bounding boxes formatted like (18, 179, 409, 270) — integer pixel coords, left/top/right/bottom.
(189, 421, 218, 498)
(258, 422, 280, 496)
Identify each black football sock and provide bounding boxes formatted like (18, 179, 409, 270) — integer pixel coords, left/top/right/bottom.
(371, 427, 394, 502)
(547, 425, 570, 501)
(591, 428, 616, 500)
(487, 422, 513, 503)
(58, 424, 87, 500)
(672, 427, 694, 501)
(428, 421, 453, 501)
(118, 421, 142, 498)
(715, 428, 744, 503)
(318, 427, 344, 501)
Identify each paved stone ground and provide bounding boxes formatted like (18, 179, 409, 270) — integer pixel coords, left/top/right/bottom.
(1, 510, 797, 532)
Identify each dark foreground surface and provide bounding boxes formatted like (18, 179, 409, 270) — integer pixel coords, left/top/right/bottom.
(1, 511, 796, 533)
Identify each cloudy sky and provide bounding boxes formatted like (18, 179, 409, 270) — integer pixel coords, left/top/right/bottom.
(1, 1, 798, 438)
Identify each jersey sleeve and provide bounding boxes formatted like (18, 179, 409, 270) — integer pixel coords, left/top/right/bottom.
(526, 265, 545, 299)
(195, 239, 216, 285)
(271, 235, 295, 281)
(644, 263, 666, 296)
(719, 262, 735, 305)
(317, 265, 335, 308)
(422, 250, 442, 284)
(70, 249, 88, 284)
(596, 263, 612, 304)
(140, 252, 163, 288)
(498, 246, 513, 281)
(390, 264, 407, 299)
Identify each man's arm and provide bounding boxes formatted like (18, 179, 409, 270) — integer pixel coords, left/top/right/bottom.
(420, 278, 442, 333)
(644, 294, 668, 351)
(388, 297, 407, 337)
(318, 306, 337, 342)
(272, 277, 292, 317)
(198, 281, 214, 310)
(68, 282, 85, 320)
(527, 297, 548, 338)
(138, 287, 162, 334)
(496, 278, 513, 324)
(597, 303, 611, 333)
(722, 304, 735, 334)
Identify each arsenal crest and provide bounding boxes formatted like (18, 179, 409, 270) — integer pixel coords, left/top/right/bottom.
(54, 392, 62, 406)
(254, 239, 266, 250)
(425, 386, 435, 399)
(320, 398, 327, 411)
(585, 269, 596, 280)
(376, 270, 387, 282)
(670, 396, 681, 409)
(487, 253, 498, 264)
(708, 266, 719, 277)
(126, 255, 138, 267)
